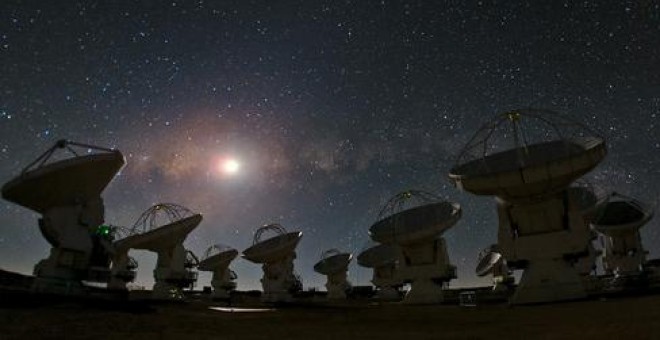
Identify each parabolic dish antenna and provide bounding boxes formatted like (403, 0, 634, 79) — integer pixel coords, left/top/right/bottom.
(116, 204, 202, 251)
(568, 180, 610, 219)
(357, 242, 401, 301)
(104, 225, 139, 289)
(242, 224, 303, 303)
(357, 243, 397, 268)
(2, 140, 124, 214)
(198, 244, 239, 271)
(476, 246, 503, 277)
(448, 109, 606, 201)
(566, 181, 609, 276)
(1, 140, 124, 294)
(242, 224, 303, 264)
(313, 249, 352, 275)
(368, 190, 459, 304)
(591, 193, 654, 276)
(113, 203, 202, 299)
(198, 244, 239, 299)
(592, 194, 654, 235)
(313, 249, 353, 300)
(448, 109, 607, 305)
(369, 190, 461, 245)
(475, 244, 513, 292)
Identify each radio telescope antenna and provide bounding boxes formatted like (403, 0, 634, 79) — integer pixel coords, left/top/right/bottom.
(101, 225, 139, 289)
(356, 242, 402, 301)
(475, 244, 514, 292)
(368, 190, 460, 304)
(113, 203, 202, 299)
(592, 193, 654, 279)
(567, 180, 610, 278)
(313, 249, 353, 300)
(242, 223, 303, 303)
(449, 109, 607, 304)
(198, 244, 239, 300)
(2, 140, 124, 294)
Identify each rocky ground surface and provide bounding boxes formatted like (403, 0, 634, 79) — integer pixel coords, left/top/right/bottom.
(2, 293, 660, 339)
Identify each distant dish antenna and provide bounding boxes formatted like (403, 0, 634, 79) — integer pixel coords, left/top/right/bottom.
(113, 203, 202, 299)
(591, 193, 654, 277)
(568, 180, 610, 220)
(567, 180, 610, 277)
(449, 109, 607, 304)
(475, 246, 502, 277)
(105, 225, 138, 289)
(356, 242, 402, 301)
(369, 190, 460, 304)
(198, 244, 239, 300)
(475, 245, 513, 291)
(242, 223, 303, 303)
(313, 249, 353, 300)
(1, 140, 124, 294)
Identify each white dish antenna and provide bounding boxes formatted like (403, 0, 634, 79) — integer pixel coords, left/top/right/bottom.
(113, 203, 202, 299)
(1, 140, 124, 293)
(368, 190, 459, 304)
(313, 249, 353, 299)
(568, 180, 610, 219)
(242, 224, 303, 303)
(357, 242, 401, 301)
(199, 244, 239, 271)
(476, 245, 503, 277)
(448, 109, 607, 304)
(449, 109, 606, 200)
(242, 224, 303, 264)
(356, 243, 397, 268)
(591, 193, 654, 276)
(592, 193, 654, 235)
(313, 249, 352, 276)
(2, 140, 124, 214)
(369, 190, 461, 245)
(475, 245, 513, 292)
(116, 204, 202, 251)
(198, 244, 238, 300)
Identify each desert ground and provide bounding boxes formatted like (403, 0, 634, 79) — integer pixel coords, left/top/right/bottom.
(2, 293, 660, 340)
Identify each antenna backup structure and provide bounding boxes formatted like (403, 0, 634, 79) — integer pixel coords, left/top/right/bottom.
(242, 223, 303, 303)
(198, 244, 239, 299)
(357, 243, 402, 300)
(449, 109, 607, 304)
(113, 203, 201, 299)
(1, 140, 124, 294)
(369, 190, 461, 304)
(313, 249, 353, 300)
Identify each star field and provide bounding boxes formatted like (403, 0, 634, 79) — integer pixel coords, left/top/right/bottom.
(1, 1, 659, 290)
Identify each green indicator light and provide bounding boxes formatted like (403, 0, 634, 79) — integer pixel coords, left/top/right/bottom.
(96, 225, 112, 236)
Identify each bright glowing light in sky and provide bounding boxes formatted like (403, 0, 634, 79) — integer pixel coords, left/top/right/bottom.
(220, 158, 240, 175)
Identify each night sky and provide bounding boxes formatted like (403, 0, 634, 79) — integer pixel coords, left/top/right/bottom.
(1, 1, 659, 290)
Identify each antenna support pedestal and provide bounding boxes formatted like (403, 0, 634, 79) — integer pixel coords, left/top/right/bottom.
(108, 251, 137, 290)
(512, 258, 587, 304)
(372, 263, 402, 301)
(152, 244, 196, 300)
(31, 199, 109, 294)
(210, 268, 236, 299)
(260, 252, 298, 303)
(325, 271, 351, 300)
(396, 238, 456, 304)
